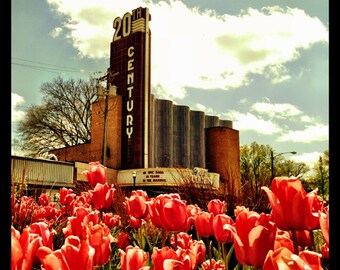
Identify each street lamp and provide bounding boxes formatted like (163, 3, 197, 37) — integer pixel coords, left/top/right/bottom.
(270, 150, 297, 180)
(132, 171, 137, 187)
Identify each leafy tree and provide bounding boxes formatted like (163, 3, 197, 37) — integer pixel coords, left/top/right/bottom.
(239, 141, 309, 212)
(306, 150, 329, 200)
(274, 157, 309, 180)
(17, 76, 98, 157)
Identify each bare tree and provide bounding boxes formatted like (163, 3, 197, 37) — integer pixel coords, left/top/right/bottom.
(17, 76, 98, 157)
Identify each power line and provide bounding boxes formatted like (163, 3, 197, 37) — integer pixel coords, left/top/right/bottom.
(11, 57, 102, 75)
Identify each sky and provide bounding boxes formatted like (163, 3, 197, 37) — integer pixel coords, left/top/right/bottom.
(11, 0, 329, 172)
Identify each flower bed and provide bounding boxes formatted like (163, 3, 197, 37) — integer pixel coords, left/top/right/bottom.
(11, 161, 329, 269)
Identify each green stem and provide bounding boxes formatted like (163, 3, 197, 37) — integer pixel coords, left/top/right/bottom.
(161, 229, 167, 247)
(174, 231, 178, 249)
(222, 242, 228, 270)
(291, 230, 299, 255)
(310, 230, 316, 252)
(139, 224, 143, 248)
(207, 238, 212, 270)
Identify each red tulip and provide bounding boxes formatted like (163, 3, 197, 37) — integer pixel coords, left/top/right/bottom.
(234, 206, 249, 217)
(170, 232, 192, 249)
(212, 214, 234, 243)
(119, 245, 148, 270)
(294, 230, 313, 248)
(322, 243, 329, 259)
(117, 232, 130, 250)
(102, 212, 121, 229)
(37, 235, 95, 270)
(186, 204, 201, 231)
(148, 194, 181, 229)
(17, 196, 35, 223)
(201, 259, 225, 270)
(83, 161, 107, 187)
(263, 247, 322, 270)
(63, 206, 92, 239)
(151, 246, 179, 270)
(190, 240, 206, 266)
(166, 248, 194, 270)
(195, 211, 214, 238)
(162, 198, 187, 231)
(29, 222, 55, 250)
(129, 215, 142, 229)
(73, 191, 92, 209)
(125, 192, 149, 219)
(35, 203, 60, 222)
(207, 199, 226, 216)
(90, 183, 115, 210)
(224, 209, 276, 268)
(83, 209, 101, 226)
(147, 198, 164, 228)
(87, 223, 114, 266)
(274, 230, 294, 253)
(38, 193, 50, 206)
(12, 226, 43, 270)
(261, 177, 322, 231)
(131, 189, 149, 199)
(163, 259, 184, 270)
(59, 187, 76, 205)
(11, 226, 24, 270)
(319, 205, 329, 246)
(319, 205, 329, 259)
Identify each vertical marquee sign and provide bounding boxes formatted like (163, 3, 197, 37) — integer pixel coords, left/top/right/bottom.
(110, 7, 151, 169)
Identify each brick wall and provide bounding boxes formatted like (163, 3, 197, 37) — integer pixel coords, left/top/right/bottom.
(205, 127, 241, 197)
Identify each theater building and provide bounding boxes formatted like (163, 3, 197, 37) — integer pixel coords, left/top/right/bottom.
(50, 7, 241, 198)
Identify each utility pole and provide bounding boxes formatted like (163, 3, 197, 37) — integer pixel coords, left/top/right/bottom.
(97, 69, 119, 166)
(270, 150, 297, 180)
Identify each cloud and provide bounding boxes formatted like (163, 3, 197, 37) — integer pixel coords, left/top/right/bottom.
(251, 102, 303, 119)
(49, 27, 63, 38)
(192, 103, 216, 115)
(12, 93, 26, 122)
(47, 0, 328, 100)
(277, 124, 328, 143)
(226, 111, 281, 135)
(225, 100, 328, 142)
(291, 151, 324, 170)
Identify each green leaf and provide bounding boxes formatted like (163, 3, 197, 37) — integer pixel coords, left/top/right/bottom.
(226, 243, 234, 264)
(233, 263, 242, 270)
